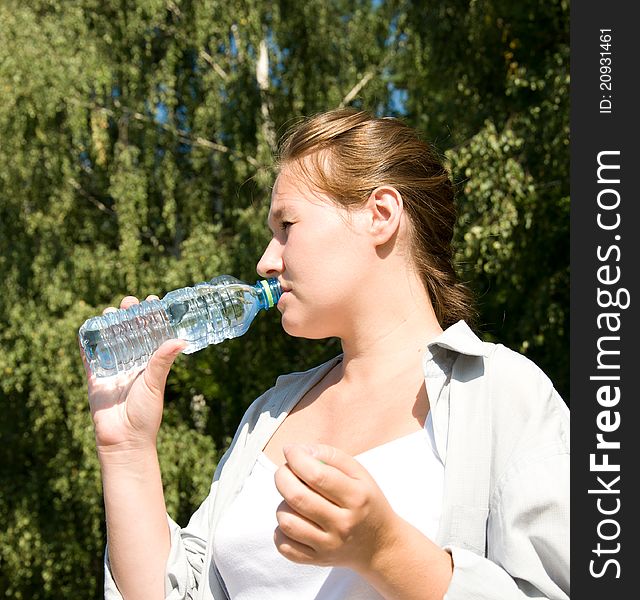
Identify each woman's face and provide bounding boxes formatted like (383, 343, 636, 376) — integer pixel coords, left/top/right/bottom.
(256, 166, 371, 339)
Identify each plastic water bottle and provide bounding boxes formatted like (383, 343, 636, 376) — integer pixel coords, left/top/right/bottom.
(79, 275, 282, 377)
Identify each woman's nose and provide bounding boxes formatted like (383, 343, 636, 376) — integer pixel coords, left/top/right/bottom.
(256, 238, 284, 279)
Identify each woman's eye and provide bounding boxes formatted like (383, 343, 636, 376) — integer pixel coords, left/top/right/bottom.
(280, 221, 293, 231)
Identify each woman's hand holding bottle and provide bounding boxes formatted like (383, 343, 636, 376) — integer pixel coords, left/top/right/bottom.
(79, 295, 187, 454)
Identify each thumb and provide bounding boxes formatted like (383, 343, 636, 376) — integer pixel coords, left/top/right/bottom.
(289, 444, 367, 481)
(143, 338, 188, 395)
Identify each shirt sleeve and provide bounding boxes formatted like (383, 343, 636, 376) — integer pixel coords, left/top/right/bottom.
(103, 479, 218, 600)
(444, 444, 570, 600)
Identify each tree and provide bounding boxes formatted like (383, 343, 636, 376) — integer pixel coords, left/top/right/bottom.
(0, 1, 568, 596)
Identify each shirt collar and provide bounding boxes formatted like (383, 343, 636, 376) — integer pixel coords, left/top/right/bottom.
(427, 320, 491, 358)
(422, 321, 489, 465)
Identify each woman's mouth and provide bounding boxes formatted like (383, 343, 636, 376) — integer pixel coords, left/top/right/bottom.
(277, 289, 290, 307)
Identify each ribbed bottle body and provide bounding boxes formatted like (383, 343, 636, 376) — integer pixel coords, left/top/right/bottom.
(79, 300, 175, 377)
(79, 276, 281, 377)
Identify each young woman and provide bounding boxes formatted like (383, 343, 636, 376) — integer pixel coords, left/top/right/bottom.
(83, 109, 570, 600)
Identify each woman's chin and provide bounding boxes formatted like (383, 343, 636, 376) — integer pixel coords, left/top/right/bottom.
(281, 316, 331, 340)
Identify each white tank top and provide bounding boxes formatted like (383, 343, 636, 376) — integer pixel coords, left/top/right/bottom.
(213, 413, 445, 599)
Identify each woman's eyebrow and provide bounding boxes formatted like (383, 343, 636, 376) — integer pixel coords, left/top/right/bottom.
(267, 207, 286, 231)
(270, 207, 285, 220)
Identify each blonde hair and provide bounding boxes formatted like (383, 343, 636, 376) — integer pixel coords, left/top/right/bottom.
(276, 108, 476, 328)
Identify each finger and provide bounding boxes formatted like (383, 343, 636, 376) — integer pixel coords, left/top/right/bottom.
(142, 338, 188, 396)
(276, 500, 328, 549)
(145, 294, 160, 302)
(120, 296, 139, 310)
(273, 524, 319, 565)
(282, 445, 362, 506)
(274, 463, 339, 527)
(101, 306, 117, 316)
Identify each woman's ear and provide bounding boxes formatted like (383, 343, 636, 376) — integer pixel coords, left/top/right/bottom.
(367, 186, 403, 244)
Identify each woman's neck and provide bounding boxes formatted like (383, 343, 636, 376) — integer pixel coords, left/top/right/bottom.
(335, 274, 443, 392)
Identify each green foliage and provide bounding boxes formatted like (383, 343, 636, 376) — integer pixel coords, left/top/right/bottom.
(0, 0, 568, 596)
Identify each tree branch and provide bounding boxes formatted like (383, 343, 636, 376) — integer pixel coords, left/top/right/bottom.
(199, 50, 229, 80)
(68, 178, 115, 216)
(339, 71, 375, 108)
(69, 97, 259, 168)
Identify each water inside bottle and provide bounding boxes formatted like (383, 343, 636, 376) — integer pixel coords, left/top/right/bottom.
(80, 277, 271, 377)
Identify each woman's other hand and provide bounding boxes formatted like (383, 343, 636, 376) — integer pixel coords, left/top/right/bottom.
(273, 444, 404, 574)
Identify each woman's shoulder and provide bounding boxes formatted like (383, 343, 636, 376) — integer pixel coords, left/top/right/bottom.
(273, 354, 342, 390)
(482, 344, 569, 469)
(441, 321, 565, 406)
(239, 355, 343, 425)
(485, 343, 564, 405)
